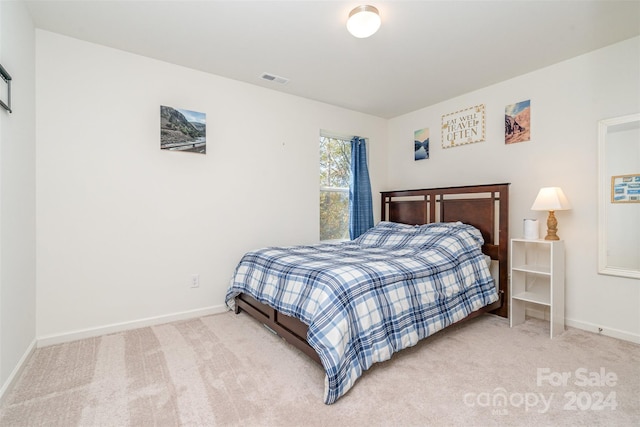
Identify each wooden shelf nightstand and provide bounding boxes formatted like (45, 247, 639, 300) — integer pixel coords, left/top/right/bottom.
(510, 239, 565, 338)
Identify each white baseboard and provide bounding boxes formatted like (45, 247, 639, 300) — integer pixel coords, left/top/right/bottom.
(0, 339, 36, 405)
(523, 307, 639, 344)
(37, 305, 228, 347)
(565, 318, 640, 344)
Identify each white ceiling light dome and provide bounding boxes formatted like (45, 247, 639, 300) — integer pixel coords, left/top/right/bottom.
(347, 5, 381, 38)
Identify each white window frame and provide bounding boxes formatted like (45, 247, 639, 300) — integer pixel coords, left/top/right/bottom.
(319, 131, 353, 242)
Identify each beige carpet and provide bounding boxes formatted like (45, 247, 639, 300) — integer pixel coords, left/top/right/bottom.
(1, 311, 638, 426)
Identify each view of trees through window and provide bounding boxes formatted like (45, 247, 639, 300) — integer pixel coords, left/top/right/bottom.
(320, 135, 351, 241)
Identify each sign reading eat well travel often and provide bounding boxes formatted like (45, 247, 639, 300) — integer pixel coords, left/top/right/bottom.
(441, 104, 485, 148)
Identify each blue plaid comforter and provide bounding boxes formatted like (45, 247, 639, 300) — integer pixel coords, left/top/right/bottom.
(225, 221, 498, 404)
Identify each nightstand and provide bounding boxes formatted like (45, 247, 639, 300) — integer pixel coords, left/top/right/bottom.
(510, 239, 565, 338)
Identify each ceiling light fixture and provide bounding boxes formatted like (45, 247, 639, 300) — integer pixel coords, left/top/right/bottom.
(346, 5, 381, 38)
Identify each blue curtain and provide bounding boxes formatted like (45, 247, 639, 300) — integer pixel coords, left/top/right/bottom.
(349, 137, 374, 239)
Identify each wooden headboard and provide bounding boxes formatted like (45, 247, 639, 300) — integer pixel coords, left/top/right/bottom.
(381, 183, 509, 318)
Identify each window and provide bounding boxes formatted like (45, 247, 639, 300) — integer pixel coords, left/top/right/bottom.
(319, 134, 351, 241)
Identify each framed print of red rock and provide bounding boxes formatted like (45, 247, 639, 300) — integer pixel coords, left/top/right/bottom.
(505, 100, 530, 144)
(441, 104, 485, 148)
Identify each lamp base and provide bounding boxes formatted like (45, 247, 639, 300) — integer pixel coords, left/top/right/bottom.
(544, 210, 560, 240)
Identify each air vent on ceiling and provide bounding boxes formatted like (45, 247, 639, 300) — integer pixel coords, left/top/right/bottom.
(260, 72, 289, 85)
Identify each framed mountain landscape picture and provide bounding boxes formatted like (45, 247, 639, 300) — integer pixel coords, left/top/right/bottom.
(160, 105, 206, 154)
(414, 127, 429, 161)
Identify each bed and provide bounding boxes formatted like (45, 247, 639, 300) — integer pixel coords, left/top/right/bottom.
(225, 183, 509, 404)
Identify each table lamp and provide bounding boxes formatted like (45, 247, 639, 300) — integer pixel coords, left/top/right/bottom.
(531, 187, 571, 240)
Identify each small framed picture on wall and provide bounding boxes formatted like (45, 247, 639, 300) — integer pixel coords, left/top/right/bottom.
(611, 174, 640, 203)
(414, 127, 429, 161)
(505, 100, 530, 144)
(160, 105, 207, 154)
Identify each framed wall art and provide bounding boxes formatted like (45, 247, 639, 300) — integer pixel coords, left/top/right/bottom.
(441, 104, 485, 148)
(414, 127, 429, 161)
(505, 99, 530, 144)
(0, 63, 12, 113)
(611, 174, 640, 203)
(160, 105, 206, 154)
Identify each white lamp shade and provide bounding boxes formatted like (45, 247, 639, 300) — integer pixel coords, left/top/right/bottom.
(531, 187, 572, 211)
(347, 5, 381, 38)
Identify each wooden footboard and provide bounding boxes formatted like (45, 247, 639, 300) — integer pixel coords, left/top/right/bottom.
(235, 291, 504, 368)
(235, 293, 321, 364)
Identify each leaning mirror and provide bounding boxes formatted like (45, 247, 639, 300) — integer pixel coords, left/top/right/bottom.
(598, 113, 640, 279)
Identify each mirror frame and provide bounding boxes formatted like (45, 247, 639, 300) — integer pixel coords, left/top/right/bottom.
(597, 113, 640, 279)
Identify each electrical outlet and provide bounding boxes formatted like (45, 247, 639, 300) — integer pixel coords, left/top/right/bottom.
(191, 274, 200, 288)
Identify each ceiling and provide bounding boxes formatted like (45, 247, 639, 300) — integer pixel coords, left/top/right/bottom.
(25, 0, 640, 119)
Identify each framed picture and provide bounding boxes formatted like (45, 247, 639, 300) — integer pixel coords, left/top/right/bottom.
(505, 99, 530, 144)
(611, 174, 640, 203)
(160, 105, 206, 154)
(0, 63, 12, 113)
(441, 104, 485, 148)
(414, 127, 429, 161)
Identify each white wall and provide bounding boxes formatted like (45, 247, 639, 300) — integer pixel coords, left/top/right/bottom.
(0, 0, 37, 394)
(387, 37, 640, 342)
(35, 31, 388, 341)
